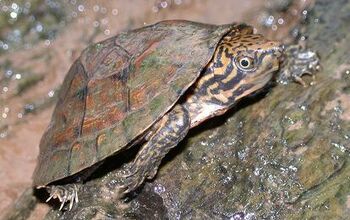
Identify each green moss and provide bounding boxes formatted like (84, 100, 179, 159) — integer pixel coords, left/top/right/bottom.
(284, 127, 308, 145)
(288, 110, 305, 122)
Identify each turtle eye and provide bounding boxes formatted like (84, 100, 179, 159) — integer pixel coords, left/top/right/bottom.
(237, 56, 254, 70)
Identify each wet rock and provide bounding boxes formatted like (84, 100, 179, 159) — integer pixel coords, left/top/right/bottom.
(4, 0, 350, 219)
(45, 0, 350, 219)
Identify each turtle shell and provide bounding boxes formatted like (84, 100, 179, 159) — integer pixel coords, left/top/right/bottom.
(33, 20, 240, 186)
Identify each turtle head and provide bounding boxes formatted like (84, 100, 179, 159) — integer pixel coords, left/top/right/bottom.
(212, 30, 283, 104)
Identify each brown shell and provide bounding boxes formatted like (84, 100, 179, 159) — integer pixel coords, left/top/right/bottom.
(33, 20, 237, 186)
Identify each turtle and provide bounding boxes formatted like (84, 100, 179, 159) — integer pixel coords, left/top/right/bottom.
(32, 20, 283, 210)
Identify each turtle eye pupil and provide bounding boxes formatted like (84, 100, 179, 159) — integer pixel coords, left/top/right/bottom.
(238, 57, 254, 69)
(240, 59, 249, 67)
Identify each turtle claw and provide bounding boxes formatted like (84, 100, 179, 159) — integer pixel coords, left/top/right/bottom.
(277, 44, 320, 86)
(59, 198, 66, 211)
(67, 189, 78, 210)
(45, 184, 80, 211)
(120, 168, 138, 179)
(118, 161, 160, 195)
(119, 181, 139, 195)
(68, 196, 74, 211)
(117, 165, 143, 194)
(45, 193, 54, 202)
(74, 189, 79, 203)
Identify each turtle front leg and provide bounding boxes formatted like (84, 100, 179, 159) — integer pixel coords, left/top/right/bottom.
(43, 183, 80, 211)
(119, 105, 190, 194)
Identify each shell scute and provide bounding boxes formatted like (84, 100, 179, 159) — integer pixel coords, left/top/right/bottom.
(69, 141, 97, 175)
(33, 20, 236, 186)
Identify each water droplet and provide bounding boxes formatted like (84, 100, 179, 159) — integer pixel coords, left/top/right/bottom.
(24, 104, 35, 113)
(5, 70, 13, 77)
(11, 3, 19, 10)
(17, 113, 23, 118)
(44, 40, 51, 46)
(104, 29, 110, 35)
(48, 90, 55, 97)
(36, 23, 43, 32)
(15, 73, 21, 79)
(237, 150, 247, 160)
(93, 21, 99, 27)
(331, 142, 346, 153)
(283, 115, 295, 125)
(2, 87, 9, 92)
(200, 141, 208, 146)
(300, 105, 307, 111)
(230, 212, 245, 220)
(154, 184, 166, 194)
(0, 132, 7, 138)
(2, 113, 7, 118)
(93, 5, 100, 12)
(78, 5, 85, 12)
(288, 165, 297, 172)
(112, 9, 118, 15)
(10, 12, 17, 19)
(254, 167, 262, 176)
(277, 18, 284, 25)
(2, 5, 9, 12)
(160, 1, 168, 8)
(266, 15, 275, 26)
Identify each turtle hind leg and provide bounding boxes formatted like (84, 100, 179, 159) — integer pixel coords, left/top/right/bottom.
(44, 183, 80, 211)
(118, 105, 190, 194)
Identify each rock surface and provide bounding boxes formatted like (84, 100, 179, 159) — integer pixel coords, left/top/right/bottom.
(45, 0, 350, 219)
(2, 0, 350, 219)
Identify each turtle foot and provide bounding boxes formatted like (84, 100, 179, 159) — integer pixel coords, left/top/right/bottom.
(44, 184, 80, 211)
(278, 44, 320, 86)
(118, 162, 156, 195)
